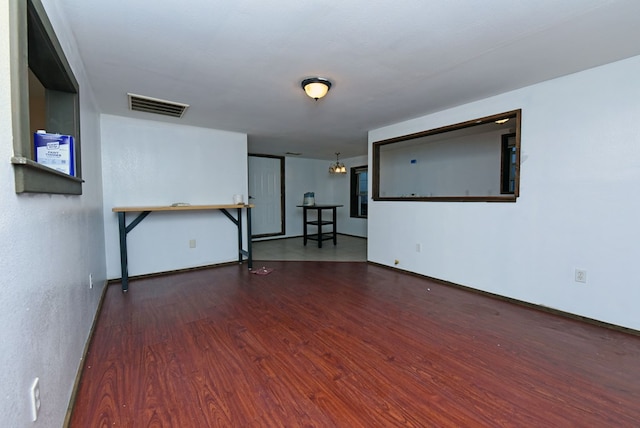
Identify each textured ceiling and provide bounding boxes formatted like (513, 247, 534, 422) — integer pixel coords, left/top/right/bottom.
(52, 0, 640, 159)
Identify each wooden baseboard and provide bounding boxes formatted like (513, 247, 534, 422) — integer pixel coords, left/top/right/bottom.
(63, 280, 109, 427)
(252, 233, 366, 242)
(106, 261, 243, 285)
(252, 235, 303, 242)
(336, 233, 367, 239)
(367, 261, 639, 337)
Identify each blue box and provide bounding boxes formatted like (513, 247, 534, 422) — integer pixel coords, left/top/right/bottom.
(34, 132, 75, 176)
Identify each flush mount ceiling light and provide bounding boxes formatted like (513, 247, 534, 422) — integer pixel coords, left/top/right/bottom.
(329, 152, 346, 174)
(301, 77, 332, 100)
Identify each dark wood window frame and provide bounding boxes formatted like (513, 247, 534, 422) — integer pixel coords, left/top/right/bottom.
(350, 165, 368, 218)
(372, 109, 521, 202)
(9, 0, 83, 194)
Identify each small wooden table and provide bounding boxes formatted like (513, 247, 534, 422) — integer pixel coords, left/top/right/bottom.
(297, 204, 343, 248)
(112, 204, 253, 292)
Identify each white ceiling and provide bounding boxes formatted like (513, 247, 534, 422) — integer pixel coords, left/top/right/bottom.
(54, 0, 640, 160)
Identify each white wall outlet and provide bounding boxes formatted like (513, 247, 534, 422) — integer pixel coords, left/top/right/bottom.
(189, 239, 196, 248)
(575, 269, 587, 283)
(30, 377, 41, 421)
(89, 273, 93, 289)
(416, 243, 422, 252)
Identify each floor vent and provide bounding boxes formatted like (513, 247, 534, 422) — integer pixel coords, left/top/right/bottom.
(127, 93, 189, 118)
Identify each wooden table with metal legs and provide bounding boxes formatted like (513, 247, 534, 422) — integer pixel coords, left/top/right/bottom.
(112, 204, 253, 292)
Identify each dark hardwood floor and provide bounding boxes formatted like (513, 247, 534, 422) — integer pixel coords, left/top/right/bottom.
(69, 262, 640, 427)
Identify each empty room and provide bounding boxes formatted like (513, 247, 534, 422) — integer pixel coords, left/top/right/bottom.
(2, 0, 640, 426)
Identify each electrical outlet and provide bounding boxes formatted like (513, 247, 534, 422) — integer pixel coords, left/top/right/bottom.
(189, 239, 196, 248)
(575, 269, 587, 283)
(30, 377, 41, 422)
(89, 273, 93, 289)
(416, 243, 421, 252)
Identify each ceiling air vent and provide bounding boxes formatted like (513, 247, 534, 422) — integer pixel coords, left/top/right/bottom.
(127, 93, 189, 118)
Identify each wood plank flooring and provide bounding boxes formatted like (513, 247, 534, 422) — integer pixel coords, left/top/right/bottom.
(69, 262, 640, 427)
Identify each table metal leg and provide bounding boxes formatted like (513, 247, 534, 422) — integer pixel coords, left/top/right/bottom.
(222, 207, 253, 269)
(332, 207, 337, 245)
(302, 207, 308, 246)
(118, 212, 129, 292)
(118, 211, 151, 292)
(246, 207, 253, 269)
(317, 208, 323, 248)
(236, 208, 243, 264)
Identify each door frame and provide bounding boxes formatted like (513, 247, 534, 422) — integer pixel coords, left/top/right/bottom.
(248, 153, 286, 238)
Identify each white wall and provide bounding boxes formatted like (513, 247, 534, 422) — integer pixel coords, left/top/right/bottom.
(368, 55, 640, 330)
(0, 1, 106, 426)
(380, 131, 502, 197)
(101, 115, 248, 279)
(279, 155, 367, 240)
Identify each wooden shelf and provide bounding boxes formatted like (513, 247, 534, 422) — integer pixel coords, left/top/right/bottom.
(113, 204, 254, 213)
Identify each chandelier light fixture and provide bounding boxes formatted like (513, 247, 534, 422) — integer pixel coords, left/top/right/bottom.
(329, 152, 346, 174)
(301, 77, 332, 100)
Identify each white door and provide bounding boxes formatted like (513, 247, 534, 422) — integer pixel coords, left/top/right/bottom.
(248, 155, 284, 237)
